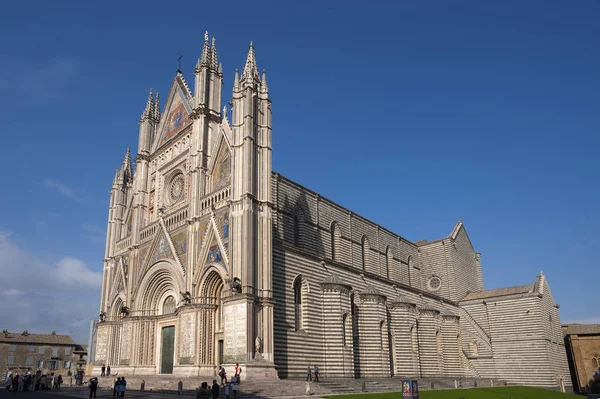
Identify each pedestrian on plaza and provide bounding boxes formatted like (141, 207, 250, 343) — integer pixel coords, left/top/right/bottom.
(219, 366, 227, 385)
(224, 382, 231, 399)
(120, 377, 127, 397)
(232, 381, 238, 399)
(101, 365, 106, 377)
(211, 379, 220, 399)
(113, 377, 121, 397)
(88, 377, 98, 399)
(107, 365, 111, 376)
(306, 366, 312, 381)
(314, 365, 319, 382)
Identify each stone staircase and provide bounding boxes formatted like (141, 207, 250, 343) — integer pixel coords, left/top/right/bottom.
(89, 375, 508, 398)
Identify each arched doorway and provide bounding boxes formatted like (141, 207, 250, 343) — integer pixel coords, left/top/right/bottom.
(197, 268, 226, 367)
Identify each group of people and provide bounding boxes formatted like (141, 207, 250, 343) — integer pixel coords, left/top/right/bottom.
(100, 365, 112, 377)
(85, 376, 126, 399)
(4, 371, 63, 391)
(196, 379, 238, 399)
(306, 365, 320, 382)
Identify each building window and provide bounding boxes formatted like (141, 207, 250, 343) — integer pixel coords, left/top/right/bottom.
(9, 344, 16, 352)
(48, 360, 57, 370)
(36, 361, 44, 368)
(293, 215, 300, 246)
(26, 356, 33, 365)
(331, 222, 341, 261)
(385, 247, 392, 279)
(471, 342, 479, 358)
(7, 356, 14, 365)
(65, 347, 71, 356)
(39, 347, 45, 354)
(293, 276, 303, 331)
(28, 345, 35, 352)
(52, 347, 59, 357)
(428, 276, 442, 291)
(162, 296, 176, 314)
(342, 314, 347, 346)
(63, 361, 71, 368)
(361, 236, 369, 271)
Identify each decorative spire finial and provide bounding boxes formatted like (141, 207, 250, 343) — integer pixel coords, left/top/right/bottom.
(153, 92, 160, 120)
(242, 41, 259, 80)
(261, 69, 268, 93)
(211, 37, 219, 70)
(141, 88, 153, 119)
(204, 31, 209, 42)
(540, 270, 544, 276)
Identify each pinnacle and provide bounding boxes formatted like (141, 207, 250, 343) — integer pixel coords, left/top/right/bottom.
(153, 92, 160, 120)
(141, 88, 154, 120)
(242, 41, 259, 80)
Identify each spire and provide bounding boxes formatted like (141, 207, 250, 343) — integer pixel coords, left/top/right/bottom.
(121, 147, 132, 179)
(200, 31, 210, 66)
(233, 69, 240, 91)
(113, 167, 120, 186)
(242, 41, 259, 80)
(141, 88, 153, 120)
(260, 69, 268, 93)
(153, 92, 160, 121)
(211, 37, 219, 71)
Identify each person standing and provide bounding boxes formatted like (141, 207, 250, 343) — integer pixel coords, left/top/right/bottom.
(211, 379, 220, 399)
(113, 377, 121, 397)
(224, 382, 231, 399)
(88, 377, 98, 399)
(306, 366, 312, 381)
(314, 365, 319, 382)
(106, 366, 111, 377)
(101, 365, 106, 377)
(232, 381, 238, 399)
(120, 377, 127, 397)
(219, 367, 227, 385)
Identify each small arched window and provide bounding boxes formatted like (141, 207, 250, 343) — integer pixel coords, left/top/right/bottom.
(380, 321, 386, 349)
(342, 314, 348, 346)
(361, 236, 369, 271)
(293, 276, 303, 330)
(162, 296, 176, 315)
(331, 222, 341, 261)
(471, 341, 479, 358)
(385, 247, 392, 280)
(293, 215, 300, 247)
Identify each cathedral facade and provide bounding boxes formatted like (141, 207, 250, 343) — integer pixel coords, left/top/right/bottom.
(94, 34, 571, 388)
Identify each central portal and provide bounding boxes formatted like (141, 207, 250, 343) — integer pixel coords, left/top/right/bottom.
(161, 326, 175, 374)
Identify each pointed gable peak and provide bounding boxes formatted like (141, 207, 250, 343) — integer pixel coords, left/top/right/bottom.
(242, 41, 259, 81)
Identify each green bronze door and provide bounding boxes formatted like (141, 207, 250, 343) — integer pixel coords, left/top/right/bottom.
(160, 326, 175, 374)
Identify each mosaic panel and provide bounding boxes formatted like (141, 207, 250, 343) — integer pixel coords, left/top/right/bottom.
(150, 233, 173, 264)
(172, 228, 188, 265)
(160, 87, 192, 145)
(211, 144, 231, 191)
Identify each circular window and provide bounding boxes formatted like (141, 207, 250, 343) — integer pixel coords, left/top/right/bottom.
(428, 276, 442, 291)
(167, 173, 185, 205)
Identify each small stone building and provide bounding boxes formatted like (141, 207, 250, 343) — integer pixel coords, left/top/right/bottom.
(563, 324, 600, 393)
(0, 330, 86, 377)
(93, 33, 572, 389)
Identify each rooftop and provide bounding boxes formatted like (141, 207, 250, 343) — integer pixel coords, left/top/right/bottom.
(460, 284, 533, 301)
(562, 324, 600, 336)
(0, 330, 76, 346)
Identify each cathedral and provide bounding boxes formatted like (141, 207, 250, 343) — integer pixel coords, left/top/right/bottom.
(94, 33, 571, 388)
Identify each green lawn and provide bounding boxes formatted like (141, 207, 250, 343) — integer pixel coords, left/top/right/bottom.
(324, 386, 580, 399)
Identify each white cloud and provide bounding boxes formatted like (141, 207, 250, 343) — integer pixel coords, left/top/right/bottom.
(0, 231, 101, 343)
(44, 178, 79, 200)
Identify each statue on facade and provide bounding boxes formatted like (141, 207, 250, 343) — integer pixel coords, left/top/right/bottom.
(99, 311, 107, 322)
(255, 335, 263, 360)
(180, 291, 192, 304)
(120, 305, 130, 316)
(225, 277, 242, 294)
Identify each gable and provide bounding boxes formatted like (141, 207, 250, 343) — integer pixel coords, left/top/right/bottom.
(153, 77, 193, 151)
(171, 228, 188, 266)
(149, 232, 174, 264)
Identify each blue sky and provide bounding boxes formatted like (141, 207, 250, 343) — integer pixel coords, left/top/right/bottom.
(0, 0, 598, 343)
